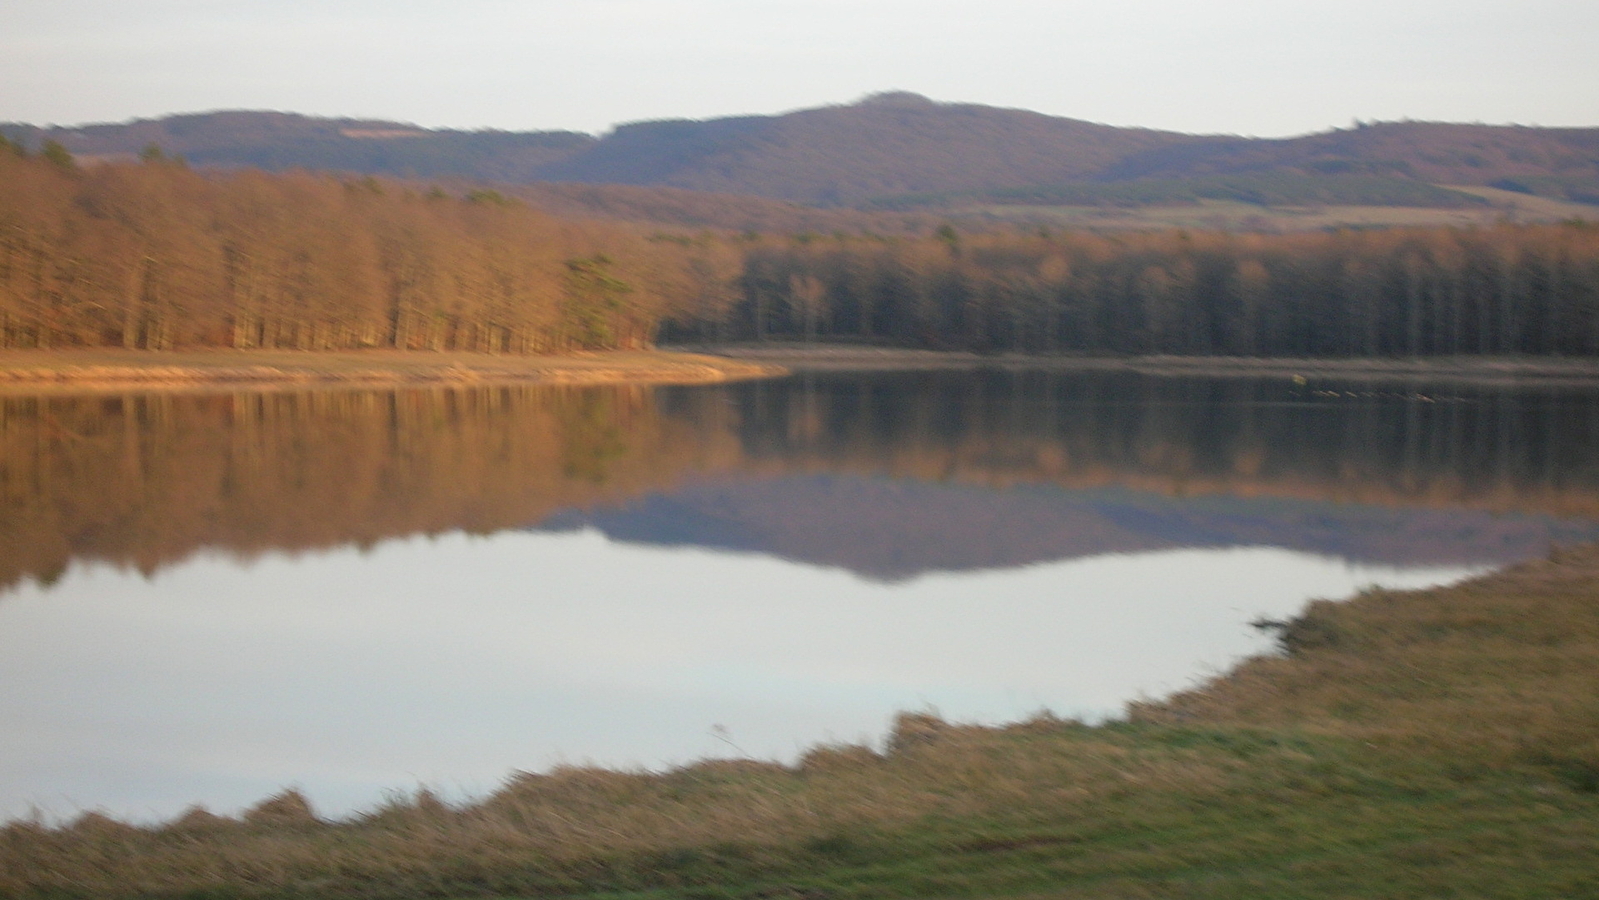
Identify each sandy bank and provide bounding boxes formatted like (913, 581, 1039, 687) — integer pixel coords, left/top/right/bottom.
(0, 349, 784, 393)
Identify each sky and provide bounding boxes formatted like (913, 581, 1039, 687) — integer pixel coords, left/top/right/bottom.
(2, 0, 1596, 138)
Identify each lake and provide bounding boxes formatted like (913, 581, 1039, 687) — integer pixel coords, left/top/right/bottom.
(3, 368, 1598, 823)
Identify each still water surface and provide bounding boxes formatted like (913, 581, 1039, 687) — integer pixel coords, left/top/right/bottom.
(3, 369, 1598, 822)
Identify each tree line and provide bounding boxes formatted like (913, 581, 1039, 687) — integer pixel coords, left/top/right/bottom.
(0, 142, 737, 352)
(670, 223, 1599, 357)
(4, 140, 1599, 359)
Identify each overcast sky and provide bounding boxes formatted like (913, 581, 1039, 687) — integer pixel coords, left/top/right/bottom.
(2, 0, 1596, 137)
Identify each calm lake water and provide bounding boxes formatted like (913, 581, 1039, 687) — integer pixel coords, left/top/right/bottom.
(4, 368, 1599, 823)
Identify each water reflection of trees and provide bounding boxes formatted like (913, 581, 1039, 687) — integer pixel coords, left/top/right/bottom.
(704, 371, 1599, 519)
(3, 372, 1598, 591)
(0, 386, 741, 591)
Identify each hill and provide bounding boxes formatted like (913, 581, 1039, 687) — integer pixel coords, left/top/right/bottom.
(6, 95, 1598, 219)
(532, 92, 1200, 205)
(0, 110, 595, 181)
(1103, 119, 1599, 201)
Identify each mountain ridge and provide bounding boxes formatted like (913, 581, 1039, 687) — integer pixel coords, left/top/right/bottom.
(6, 95, 1598, 211)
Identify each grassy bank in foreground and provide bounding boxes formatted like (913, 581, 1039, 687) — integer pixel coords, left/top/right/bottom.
(0, 349, 782, 391)
(4, 548, 1598, 899)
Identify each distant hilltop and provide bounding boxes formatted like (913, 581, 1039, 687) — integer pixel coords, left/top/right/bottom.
(5, 95, 1598, 212)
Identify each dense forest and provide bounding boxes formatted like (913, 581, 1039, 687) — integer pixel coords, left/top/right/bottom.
(0, 142, 738, 352)
(684, 222, 1599, 357)
(4, 140, 1599, 357)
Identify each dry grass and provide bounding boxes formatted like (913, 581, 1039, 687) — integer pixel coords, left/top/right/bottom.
(0, 715, 1246, 898)
(3, 546, 1598, 898)
(1132, 543, 1599, 777)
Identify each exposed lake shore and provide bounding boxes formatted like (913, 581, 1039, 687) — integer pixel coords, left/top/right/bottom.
(5, 347, 1599, 393)
(4, 542, 1596, 899)
(689, 342, 1599, 384)
(0, 348, 785, 392)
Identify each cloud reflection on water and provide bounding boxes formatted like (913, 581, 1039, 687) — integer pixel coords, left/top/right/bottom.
(0, 529, 1480, 823)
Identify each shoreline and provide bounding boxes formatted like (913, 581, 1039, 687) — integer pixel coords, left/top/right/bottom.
(0, 348, 785, 393)
(6, 346, 1599, 391)
(688, 343, 1599, 384)
(5, 541, 1596, 896)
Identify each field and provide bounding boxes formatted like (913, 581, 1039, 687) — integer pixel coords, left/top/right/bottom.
(962, 186, 1599, 232)
(3, 540, 1597, 899)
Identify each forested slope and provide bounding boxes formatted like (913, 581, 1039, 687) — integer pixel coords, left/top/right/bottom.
(1103, 120, 1599, 202)
(532, 92, 1196, 204)
(0, 110, 596, 182)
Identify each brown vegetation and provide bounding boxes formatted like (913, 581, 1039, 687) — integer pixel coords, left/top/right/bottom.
(501, 182, 931, 234)
(0, 148, 736, 353)
(1132, 542, 1599, 777)
(0, 711, 1233, 898)
(6, 139, 1599, 362)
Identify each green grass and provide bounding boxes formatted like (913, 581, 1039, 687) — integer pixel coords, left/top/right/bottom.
(4, 547, 1599, 899)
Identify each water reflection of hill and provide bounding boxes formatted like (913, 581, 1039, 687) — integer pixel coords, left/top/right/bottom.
(3, 370, 1599, 591)
(538, 475, 1599, 581)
